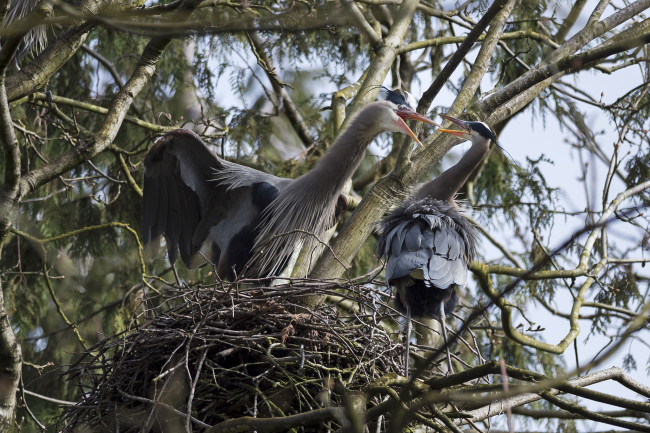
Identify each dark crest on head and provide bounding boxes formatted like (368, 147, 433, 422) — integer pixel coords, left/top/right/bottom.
(469, 122, 499, 146)
(379, 86, 415, 110)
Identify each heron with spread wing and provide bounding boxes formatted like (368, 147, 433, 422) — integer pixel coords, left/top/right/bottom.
(143, 90, 439, 280)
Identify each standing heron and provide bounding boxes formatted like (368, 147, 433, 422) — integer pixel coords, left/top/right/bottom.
(143, 90, 438, 280)
(377, 114, 499, 377)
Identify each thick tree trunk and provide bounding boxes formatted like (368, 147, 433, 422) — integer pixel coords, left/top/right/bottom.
(0, 1, 203, 427)
(0, 279, 21, 433)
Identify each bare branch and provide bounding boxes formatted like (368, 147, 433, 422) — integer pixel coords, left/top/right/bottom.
(80, 43, 125, 88)
(207, 407, 345, 433)
(460, 366, 637, 424)
(587, 0, 612, 26)
(397, 29, 558, 55)
(246, 31, 314, 147)
(541, 392, 650, 431)
(12, 92, 183, 133)
(22, 389, 76, 406)
(17, 34, 174, 194)
(554, 0, 589, 42)
(341, 0, 382, 46)
(336, 0, 419, 131)
(5, 0, 104, 101)
(310, 0, 518, 280)
(416, 0, 513, 114)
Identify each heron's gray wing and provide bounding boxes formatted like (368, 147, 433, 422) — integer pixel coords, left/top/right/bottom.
(142, 129, 285, 272)
(385, 248, 428, 281)
(425, 225, 469, 289)
(378, 208, 470, 289)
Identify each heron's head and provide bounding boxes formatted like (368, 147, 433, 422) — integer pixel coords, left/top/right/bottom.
(379, 86, 418, 110)
(437, 114, 498, 145)
(374, 89, 440, 146)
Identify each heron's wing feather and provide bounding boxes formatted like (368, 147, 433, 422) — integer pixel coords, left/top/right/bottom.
(451, 259, 468, 287)
(388, 221, 410, 257)
(177, 179, 201, 264)
(385, 249, 428, 281)
(142, 173, 168, 257)
(428, 254, 454, 288)
(213, 159, 286, 190)
(427, 253, 448, 274)
(143, 129, 284, 272)
(428, 227, 469, 288)
(165, 177, 181, 265)
(377, 197, 476, 290)
(448, 231, 461, 258)
(433, 229, 449, 256)
(404, 224, 422, 251)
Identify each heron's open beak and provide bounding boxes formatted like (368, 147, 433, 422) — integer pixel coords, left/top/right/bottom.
(396, 118, 423, 146)
(437, 113, 470, 137)
(396, 108, 440, 127)
(395, 108, 439, 147)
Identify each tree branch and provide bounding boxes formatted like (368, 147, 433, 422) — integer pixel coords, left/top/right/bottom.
(246, 31, 314, 147)
(305, 0, 419, 283)
(206, 407, 345, 433)
(5, 0, 104, 101)
(12, 92, 188, 134)
(541, 392, 650, 431)
(587, 0, 612, 26)
(341, 0, 382, 46)
(554, 0, 589, 42)
(18, 36, 171, 194)
(512, 407, 647, 420)
(416, 0, 512, 114)
(80, 43, 125, 88)
(480, 0, 650, 116)
(308, 0, 517, 280)
(336, 0, 419, 132)
(0, 2, 28, 426)
(458, 366, 637, 424)
(482, 29, 650, 115)
(397, 29, 558, 55)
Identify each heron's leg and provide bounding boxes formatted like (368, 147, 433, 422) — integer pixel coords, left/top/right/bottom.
(172, 263, 183, 287)
(404, 303, 411, 378)
(440, 300, 454, 375)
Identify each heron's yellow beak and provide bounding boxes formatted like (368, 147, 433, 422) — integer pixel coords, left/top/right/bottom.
(438, 113, 470, 137)
(395, 108, 439, 147)
(437, 128, 469, 137)
(396, 118, 423, 147)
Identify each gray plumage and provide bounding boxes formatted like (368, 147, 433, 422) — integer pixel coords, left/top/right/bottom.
(377, 113, 497, 376)
(1, 0, 48, 61)
(377, 114, 496, 317)
(143, 129, 286, 277)
(377, 197, 477, 318)
(247, 106, 375, 277)
(143, 99, 434, 280)
(246, 94, 442, 276)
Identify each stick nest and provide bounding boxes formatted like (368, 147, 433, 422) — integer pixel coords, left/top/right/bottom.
(62, 280, 404, 431)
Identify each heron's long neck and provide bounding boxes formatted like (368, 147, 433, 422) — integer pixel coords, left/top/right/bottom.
(416, 138, 490, 202)
(298, 109, 380, 195)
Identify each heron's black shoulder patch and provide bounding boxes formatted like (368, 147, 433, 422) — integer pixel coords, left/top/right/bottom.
(252, 182, 279, 212)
